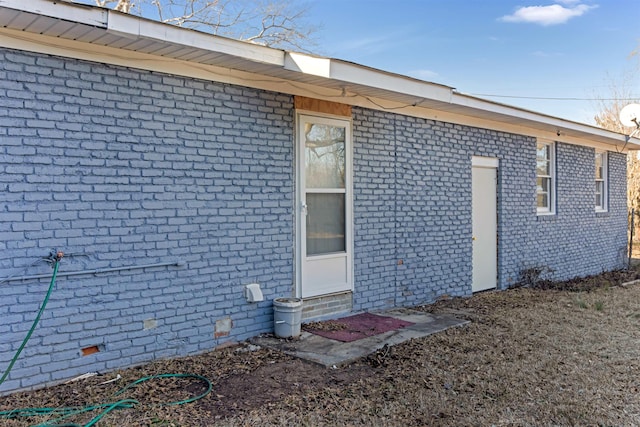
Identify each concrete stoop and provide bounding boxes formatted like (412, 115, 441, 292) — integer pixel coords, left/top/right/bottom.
(251, 308, 468, 367)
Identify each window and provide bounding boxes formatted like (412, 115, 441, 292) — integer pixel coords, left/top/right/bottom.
(595, 151, 607, 211)
(536, 142, 555, 214)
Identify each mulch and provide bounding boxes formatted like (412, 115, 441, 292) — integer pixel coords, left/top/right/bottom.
(523, 268, 640, 292)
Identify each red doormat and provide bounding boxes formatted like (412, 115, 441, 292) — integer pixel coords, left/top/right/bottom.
(303, 313, 414, 342)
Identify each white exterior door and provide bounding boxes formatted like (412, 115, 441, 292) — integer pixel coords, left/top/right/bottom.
(472, 157, 498, 292)
(296, 114, 353, 298)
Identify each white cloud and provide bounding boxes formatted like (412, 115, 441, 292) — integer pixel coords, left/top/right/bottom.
(499, 3, 598, 26)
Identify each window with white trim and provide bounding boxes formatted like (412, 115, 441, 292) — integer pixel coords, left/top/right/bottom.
(536, 142, 555, 214)
(595, 151, 607, 212)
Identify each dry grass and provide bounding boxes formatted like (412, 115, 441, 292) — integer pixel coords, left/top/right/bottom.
(4, 270, 640, 426)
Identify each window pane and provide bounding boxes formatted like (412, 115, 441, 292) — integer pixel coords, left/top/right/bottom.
(306, 193, 345, 255)
(305, 123, 346, 189)
(595, 153, 603, 179)
(537, 177, 550, 208)
(536, 143, 553, 213)
(595, 152, 606, 210)
(537, 192, 548, 209)
(536, 159, 549, 176)
(536, 145, 550, 176)
(536, 144, 548, 160)
(595, 181, 603, 207)
(537, 177, 550, 194)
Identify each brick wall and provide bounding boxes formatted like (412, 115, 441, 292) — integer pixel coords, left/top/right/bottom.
(0, 48, 295, 392)
(528, 144, 628, 279)
(352, 109, 627, 312)
(0, 47, 628, 392)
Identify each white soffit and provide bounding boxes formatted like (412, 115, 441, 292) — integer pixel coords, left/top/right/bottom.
(0, 0, 639, 150)
(0, 0, 107, 27)
(106, 12, 284, 67)
(0, 0, 285, 71)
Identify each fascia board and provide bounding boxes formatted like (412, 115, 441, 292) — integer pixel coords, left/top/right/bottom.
(328, 59, 454, 104)
(452, 91, 564, 124)
(450, 91, 640, 149)
(0, 0, 107, 27)
(284, 52, 331, 78)
(322, 61, 639, 149)
(626, 130, 640, 150)
(316, 57, 638, 149)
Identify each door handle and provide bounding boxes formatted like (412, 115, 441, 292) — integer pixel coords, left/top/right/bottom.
(472, 236, 476, 241)
(301, 203, 308, 215)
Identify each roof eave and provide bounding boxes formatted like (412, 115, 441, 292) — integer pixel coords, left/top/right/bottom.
(1, 0, 639, 150)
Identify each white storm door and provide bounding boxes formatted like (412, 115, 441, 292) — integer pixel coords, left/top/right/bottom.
(297, 114, 353, 298)
(472, 157, 498, 292)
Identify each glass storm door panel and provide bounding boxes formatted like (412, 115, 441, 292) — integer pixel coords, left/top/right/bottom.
(306, 193, 345, 255)
(297, 115, 352, 298)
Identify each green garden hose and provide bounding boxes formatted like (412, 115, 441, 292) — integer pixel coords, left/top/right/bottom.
(0, 257, 61, 387)
(0, 255, 213, 426)
(113, 373, 213, 405)
(0, 374, 212, 427)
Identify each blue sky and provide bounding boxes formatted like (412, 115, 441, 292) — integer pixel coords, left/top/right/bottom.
(307, 0, 640, 124)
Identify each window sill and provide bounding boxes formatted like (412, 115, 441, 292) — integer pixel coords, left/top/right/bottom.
(537, 212, 557, 221)
(595, 209, 609, 218)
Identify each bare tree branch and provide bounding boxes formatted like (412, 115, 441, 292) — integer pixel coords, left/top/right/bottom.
(593, 68, 640, 238)
(93, 0, 316, 51)
(114, 0, 132, 13)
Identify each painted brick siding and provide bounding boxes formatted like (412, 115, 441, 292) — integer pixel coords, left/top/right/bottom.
(0, 47, 628, 393)
(0, 48, 294, 392)
(351, 111, 398, 310)
(352, 108, 627, 312)
(525, 144, 627, 280)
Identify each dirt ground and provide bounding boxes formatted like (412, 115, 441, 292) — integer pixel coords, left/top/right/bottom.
(3, 268, 640, 426)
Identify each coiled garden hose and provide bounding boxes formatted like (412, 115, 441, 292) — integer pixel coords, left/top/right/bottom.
(0, 374, 212, 427)
(0, 255, 213, 426)
(0, 255, 61, 387)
